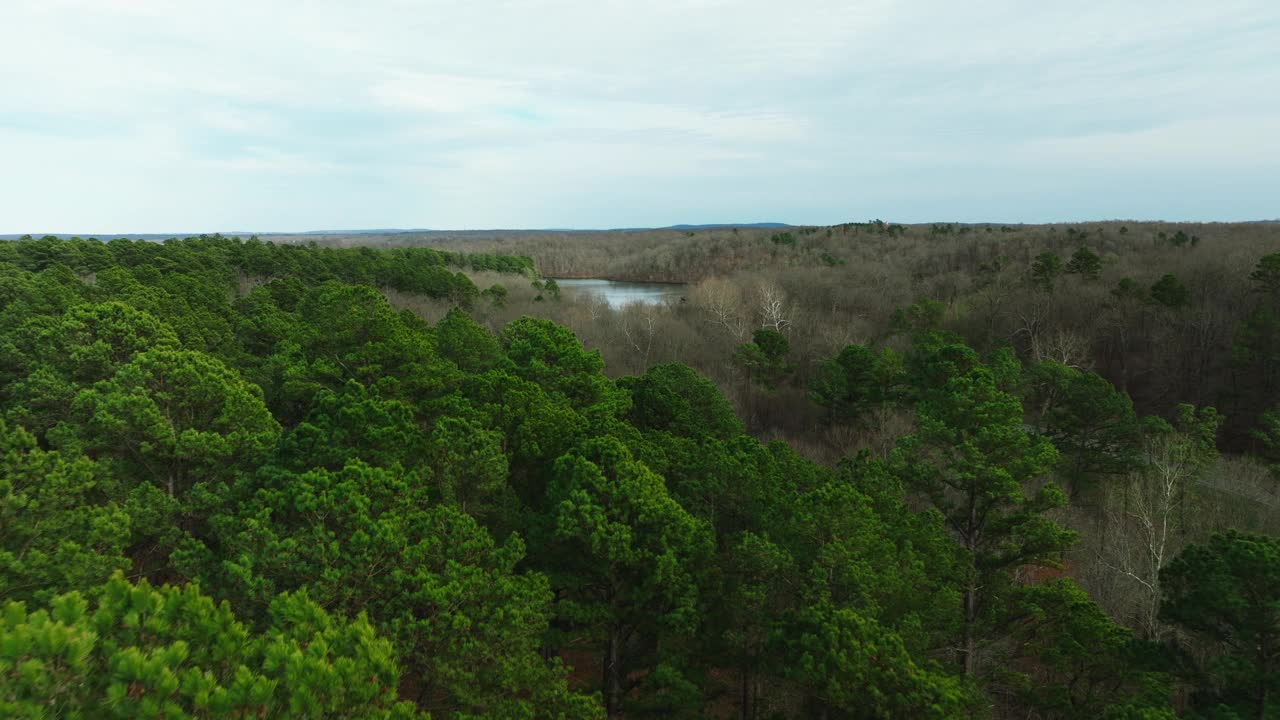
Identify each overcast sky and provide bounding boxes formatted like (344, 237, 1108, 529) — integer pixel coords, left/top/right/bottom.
(2, 0, 1278, 233)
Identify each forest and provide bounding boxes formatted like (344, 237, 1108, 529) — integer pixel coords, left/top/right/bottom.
(1, 228, 1279, 720)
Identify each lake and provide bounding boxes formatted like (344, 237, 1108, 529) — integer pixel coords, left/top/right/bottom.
(551, 278, 688, 309)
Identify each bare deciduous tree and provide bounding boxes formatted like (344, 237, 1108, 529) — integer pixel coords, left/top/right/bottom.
(756, 280, 791, 332)
(691, 277, 749, 340)
(581, 291, 608, 323)
(1011, 292, 1052, 354)
(1097, 422, 1214, 639)
(618, 303, 660, 368)
(1032, 328, 1094, 370)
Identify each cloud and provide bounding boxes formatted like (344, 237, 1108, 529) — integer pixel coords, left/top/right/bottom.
(201, 147, 347, 174)
(1021, 115, 1280, 170)
(1, 0, 1278, 231)
(370, 72, 529, 114)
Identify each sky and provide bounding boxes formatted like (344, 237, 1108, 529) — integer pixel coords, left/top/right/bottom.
(2, 0, 1278, 233)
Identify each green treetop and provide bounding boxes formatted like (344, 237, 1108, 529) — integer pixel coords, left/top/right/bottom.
(734, 328, 794, 391)
(0, 422, 130, 603)
(544, 436, 713, 718)
(0, 574, 426, 720)
(894, 342, 1073, 676)
(1160, 531, 1280, 720)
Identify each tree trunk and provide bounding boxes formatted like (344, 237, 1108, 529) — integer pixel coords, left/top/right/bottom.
(962, 497, 979, 676)
(961, 580, 977, 676)
(740, 665, 754, 720)
(605, 625, 622, 719)
(1258, 638, 1270, 720)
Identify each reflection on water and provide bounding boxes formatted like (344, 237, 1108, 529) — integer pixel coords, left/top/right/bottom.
(552, 278, 688, 309)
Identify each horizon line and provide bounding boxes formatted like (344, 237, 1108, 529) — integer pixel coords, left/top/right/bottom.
(3, 218, 1279, 238)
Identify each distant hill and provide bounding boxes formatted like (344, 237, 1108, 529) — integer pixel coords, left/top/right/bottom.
(2, 223, 793, 240)
(0, 233, 193, 241)
(289, 228, 437, 235)
(0, 230, 425, 240)
(662, 222, 792, 230)
(284, 223, 795, 234)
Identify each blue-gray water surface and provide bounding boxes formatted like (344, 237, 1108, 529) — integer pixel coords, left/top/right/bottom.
(552, 278, 688, 309)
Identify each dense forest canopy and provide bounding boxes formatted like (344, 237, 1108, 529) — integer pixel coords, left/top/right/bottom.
(354, 221, 1280, 453)
(1, 230, 1278, 719)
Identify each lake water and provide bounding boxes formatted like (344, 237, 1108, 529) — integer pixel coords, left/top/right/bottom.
(552, 278, 688, 309)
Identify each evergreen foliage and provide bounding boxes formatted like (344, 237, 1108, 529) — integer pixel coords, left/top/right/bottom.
(0, 234, 1273, 718)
